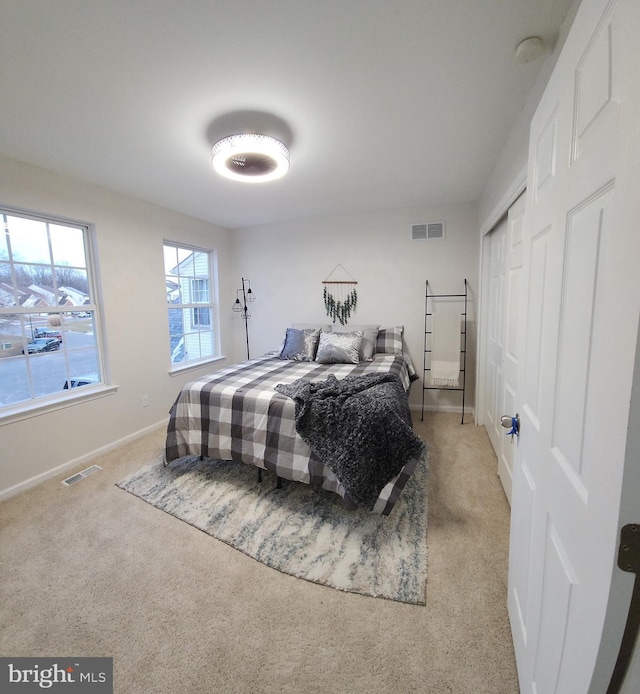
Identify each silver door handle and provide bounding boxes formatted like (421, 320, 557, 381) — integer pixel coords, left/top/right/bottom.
(501, 413, 520, 438)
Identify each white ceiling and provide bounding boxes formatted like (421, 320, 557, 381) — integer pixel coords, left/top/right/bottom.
(0, 0, 574, 230)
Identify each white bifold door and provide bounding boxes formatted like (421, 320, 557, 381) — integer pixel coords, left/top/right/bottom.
(483, 192, 525, 504)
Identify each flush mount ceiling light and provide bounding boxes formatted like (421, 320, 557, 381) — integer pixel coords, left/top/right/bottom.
(514, 36, 545, 63)
(211, 133, 290, 183)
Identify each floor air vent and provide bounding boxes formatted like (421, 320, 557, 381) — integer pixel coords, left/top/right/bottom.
(62, 465, 102, 486)
(411, 222, 445, 240)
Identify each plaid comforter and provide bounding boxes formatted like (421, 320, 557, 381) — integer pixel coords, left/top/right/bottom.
(164, 353, 422, 514)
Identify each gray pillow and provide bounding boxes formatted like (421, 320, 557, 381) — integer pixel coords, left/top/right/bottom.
(315, 331, 363, 364)
(376, 326, 404, 355)
(332, 324, 379, 361)
(279, 328, 320, 361)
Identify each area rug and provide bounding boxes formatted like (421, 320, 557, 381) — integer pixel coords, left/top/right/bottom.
(116, 454, 428, 604)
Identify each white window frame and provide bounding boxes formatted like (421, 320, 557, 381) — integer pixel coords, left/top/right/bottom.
(190, 279, 211, 327)
(0, 207, 114, 424)
(164, 241, 221, 372)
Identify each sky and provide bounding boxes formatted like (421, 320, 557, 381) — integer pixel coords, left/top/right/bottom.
(2, 214, 86, 268)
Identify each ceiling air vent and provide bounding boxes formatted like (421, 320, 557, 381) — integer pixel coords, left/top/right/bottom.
(411, 222, 445, 240)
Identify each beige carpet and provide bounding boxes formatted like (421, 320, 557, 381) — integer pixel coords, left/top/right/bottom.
(0, 413, 518, 693)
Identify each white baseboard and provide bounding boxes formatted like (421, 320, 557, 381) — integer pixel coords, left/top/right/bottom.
(0, 419, 168, 502)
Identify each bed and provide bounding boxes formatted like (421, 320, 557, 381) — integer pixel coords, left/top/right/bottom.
(163, 325, 425, 515)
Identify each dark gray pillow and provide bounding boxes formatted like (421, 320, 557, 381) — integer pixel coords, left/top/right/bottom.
(315, 331, 363, 364)
(279, 328, 320, 361)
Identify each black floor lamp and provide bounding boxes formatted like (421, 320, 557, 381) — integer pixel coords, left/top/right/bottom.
(232, 277, 255, 360)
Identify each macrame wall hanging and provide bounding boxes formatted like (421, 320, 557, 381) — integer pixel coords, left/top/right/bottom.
(322, 264, 358, 325)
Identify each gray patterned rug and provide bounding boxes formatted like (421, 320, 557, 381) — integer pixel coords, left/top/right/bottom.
(116, 455, 428, 604)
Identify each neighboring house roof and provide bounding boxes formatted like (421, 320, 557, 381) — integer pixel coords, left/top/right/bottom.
(1, 282, 91, 308)
(1, 284, 89, 309)
(21, 294, 49, 308)
(58, 286, 90, 306)
(27, 285, 56, 305)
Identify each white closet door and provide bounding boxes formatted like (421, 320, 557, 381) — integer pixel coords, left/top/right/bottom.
(483, 192, 525, 503)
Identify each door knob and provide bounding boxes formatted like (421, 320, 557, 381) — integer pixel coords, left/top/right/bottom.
(501, 413, 520, 438)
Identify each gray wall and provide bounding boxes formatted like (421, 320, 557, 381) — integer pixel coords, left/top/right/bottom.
(0, 156, 233, 497)
(230, 203, 480, 412)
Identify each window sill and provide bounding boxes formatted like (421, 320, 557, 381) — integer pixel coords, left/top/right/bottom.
(0, 385, 119, 427)
(169, 355, 227, 377)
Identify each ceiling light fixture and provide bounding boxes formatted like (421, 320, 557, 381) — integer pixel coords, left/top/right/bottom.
(211, 133, 290, 183)
(514, 36, 545, 64)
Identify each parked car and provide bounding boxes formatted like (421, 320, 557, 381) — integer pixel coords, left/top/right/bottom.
(33, 328, 63, 342)
(23, 338, 61, 354)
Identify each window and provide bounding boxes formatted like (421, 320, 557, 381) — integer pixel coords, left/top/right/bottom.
(0, 209, 103, 412)
(164, 242, 217, 366)
(190, 279, 211, 327)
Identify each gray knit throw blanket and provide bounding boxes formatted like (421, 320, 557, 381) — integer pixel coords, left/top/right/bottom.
(275, 373, 426, 510)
